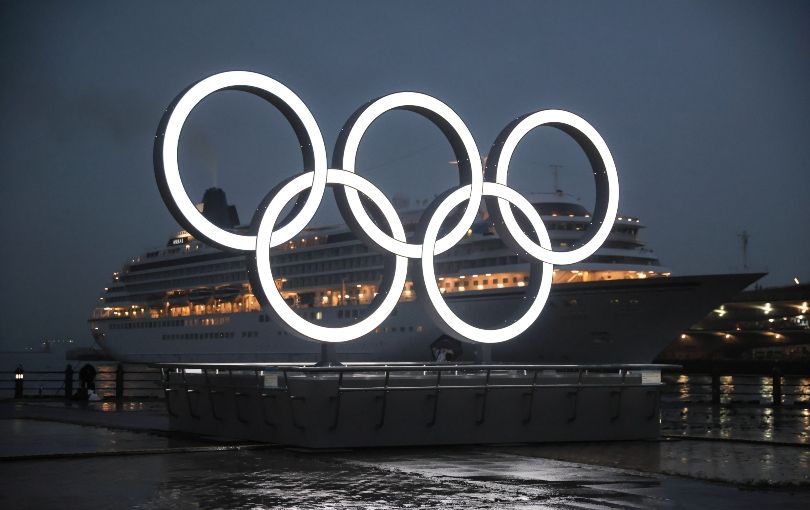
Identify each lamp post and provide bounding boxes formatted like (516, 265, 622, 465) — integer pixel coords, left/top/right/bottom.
(14, 366, 24, 398)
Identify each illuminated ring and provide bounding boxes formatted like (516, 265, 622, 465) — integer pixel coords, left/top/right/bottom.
(251, 169, 408, 343)
(154, 71, 328, 252)
(484, 110, 619, 265)
(154, 71, 622, 346)
(333, 92, 483, 258)
(415, 182, 553, 344)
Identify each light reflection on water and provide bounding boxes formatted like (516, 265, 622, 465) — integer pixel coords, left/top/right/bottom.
(662, 401, 809, 444)
(663, 373, 810, 406)
(663, 372, 810, 444)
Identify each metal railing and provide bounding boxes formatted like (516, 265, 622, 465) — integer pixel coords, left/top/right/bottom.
(158, 363, 673, 426)
(0, 364, 163, 403)
(660, 370, 810, 407)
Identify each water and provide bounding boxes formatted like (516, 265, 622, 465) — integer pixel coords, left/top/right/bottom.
(661, 373, 810, 406)
(660, 373, 810, 445)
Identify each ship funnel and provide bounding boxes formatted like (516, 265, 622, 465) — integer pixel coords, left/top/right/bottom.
(199, 188, 240, 229)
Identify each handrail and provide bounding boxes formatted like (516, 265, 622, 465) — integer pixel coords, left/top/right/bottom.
(153, 362, 680, 373)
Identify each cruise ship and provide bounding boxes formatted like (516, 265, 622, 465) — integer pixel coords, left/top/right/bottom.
(90, 188, 760, 364)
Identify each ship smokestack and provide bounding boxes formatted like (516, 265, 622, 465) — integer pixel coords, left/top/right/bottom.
(199, 188, 240, 229)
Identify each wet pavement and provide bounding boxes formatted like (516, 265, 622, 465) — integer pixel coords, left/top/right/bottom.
(497, 440, 810, 487)
(0, 419, 181, 458)
(2, 444, 808, 509)
(1, 400, 809, 508)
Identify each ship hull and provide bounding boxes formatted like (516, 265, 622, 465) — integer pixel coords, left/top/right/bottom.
(91, 273, 761, 364)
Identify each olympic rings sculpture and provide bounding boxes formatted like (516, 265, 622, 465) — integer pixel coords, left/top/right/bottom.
(154, 71, 619, 345)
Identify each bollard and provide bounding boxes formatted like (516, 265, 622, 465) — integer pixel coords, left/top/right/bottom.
(65, 365, 74, 400)
(115, 364, 124, 409)
(772, 368, 782, 407)
(14, 366, 24, 398)
(711, 371, 721, 405)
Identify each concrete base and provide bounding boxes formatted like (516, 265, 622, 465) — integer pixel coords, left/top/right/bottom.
(161, 364, 666, 448)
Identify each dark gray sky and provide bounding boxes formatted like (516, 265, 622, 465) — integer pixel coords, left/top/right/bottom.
(1, 1, 808, 349)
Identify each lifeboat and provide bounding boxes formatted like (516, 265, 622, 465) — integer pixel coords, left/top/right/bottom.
(166, 290, 189, 306)
(188, 287, 214, 304)
(215, 285, 242, 301)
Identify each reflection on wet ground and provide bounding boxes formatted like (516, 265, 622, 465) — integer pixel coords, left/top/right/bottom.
(0, 419, 201, 458)
(2, 446, 808, 510)
(501, 439, 810, 487)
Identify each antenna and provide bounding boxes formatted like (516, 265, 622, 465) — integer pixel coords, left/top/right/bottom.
(549, 164, 563, 195)
(737, 230, 749, 270)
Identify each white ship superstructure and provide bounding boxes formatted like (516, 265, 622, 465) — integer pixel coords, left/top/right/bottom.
(90, 188, 757, 363)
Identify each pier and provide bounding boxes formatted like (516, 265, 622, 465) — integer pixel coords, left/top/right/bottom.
(2, 361, 808, 508)
(159, 363, 668, 448)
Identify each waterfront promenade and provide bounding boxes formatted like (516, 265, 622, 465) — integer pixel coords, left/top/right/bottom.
(1, 399, 807, 509)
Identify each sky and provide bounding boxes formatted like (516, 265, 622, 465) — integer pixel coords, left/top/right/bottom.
(1, 0, 808, 350)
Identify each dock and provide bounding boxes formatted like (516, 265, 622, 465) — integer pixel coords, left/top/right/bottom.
(160, 363, 667, 448)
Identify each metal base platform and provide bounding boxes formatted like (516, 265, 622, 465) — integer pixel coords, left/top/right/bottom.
(158, 363, 671, 448)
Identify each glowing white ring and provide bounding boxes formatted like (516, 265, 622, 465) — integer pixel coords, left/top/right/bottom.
(420, 182, 553, 344)
(336, 92, 483, 258)
(155, 72, 621, 345)
(158, 71, 328, 251)
(254, 169, 408, 343)
(490, 110, 618, 265)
